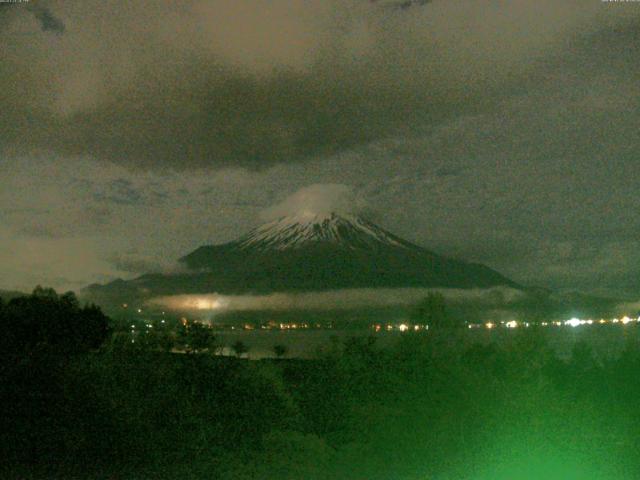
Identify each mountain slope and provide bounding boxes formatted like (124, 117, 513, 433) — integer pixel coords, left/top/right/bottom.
(84, 213, 518, 308)
(180, 213, 517, 291)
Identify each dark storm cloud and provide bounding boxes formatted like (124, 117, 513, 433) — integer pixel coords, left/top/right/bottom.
(13, 204, 112, 239)
(27, 4, 65, 35)
(0, 2, 64, 34)
(0, 3, 18, 29)
(18, 224, 61, 239)
(92, 179, 143, 206)
(109, 253, 166, 275)
(1, 0, 635, 170)
(370, 0, 432, 12)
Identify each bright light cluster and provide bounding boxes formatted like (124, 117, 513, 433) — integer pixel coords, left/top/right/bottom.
(373, 323, 427, 332)
(565, 318, 584, 328)
(562, 316, 639, 327)
(467, 315, 640, 330)
(460, 316, 640, 330)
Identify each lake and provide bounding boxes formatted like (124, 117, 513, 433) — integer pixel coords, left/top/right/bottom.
(211, 323, 640, 360)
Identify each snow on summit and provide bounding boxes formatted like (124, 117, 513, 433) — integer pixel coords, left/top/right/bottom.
(235, 212, 408, 251)
(234, 184, 407, 251)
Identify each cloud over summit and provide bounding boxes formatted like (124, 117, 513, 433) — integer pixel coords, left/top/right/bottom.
(261, 184, 368, 220)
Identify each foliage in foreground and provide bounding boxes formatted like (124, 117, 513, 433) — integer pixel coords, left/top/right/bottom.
(2, 318, 640, 479)
(0, 286, 110, 355)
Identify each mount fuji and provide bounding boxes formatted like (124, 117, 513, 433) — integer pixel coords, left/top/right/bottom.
(84, 212, 518, 307)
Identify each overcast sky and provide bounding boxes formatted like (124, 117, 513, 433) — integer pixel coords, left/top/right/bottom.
(1, 0, 640, 297)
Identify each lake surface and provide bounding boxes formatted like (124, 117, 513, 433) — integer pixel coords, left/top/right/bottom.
(212, 324, 640, 360)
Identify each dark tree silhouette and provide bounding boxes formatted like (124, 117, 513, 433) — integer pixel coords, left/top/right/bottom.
(231, 340, 249, 358)
(0, 286, 110, 354)
(177, 321, 217, 353)
(189, 322, 217, 353)
(410, 292, 454, 329)
(156, 329, 175, 353)
(273, 344, 288, 358)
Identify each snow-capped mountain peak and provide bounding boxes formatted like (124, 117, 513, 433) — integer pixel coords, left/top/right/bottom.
(90, 207, 518, 304)
(233, 212, 410, 251)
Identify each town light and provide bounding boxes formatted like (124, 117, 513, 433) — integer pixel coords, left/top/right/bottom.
(565, 318, 582, 328)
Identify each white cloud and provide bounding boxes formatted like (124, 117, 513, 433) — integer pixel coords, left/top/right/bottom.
(149, 286, 525, 312)
(260, 183, 368, 220)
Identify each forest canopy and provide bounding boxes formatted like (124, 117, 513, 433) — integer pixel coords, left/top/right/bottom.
(0, 286, 110, 354)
